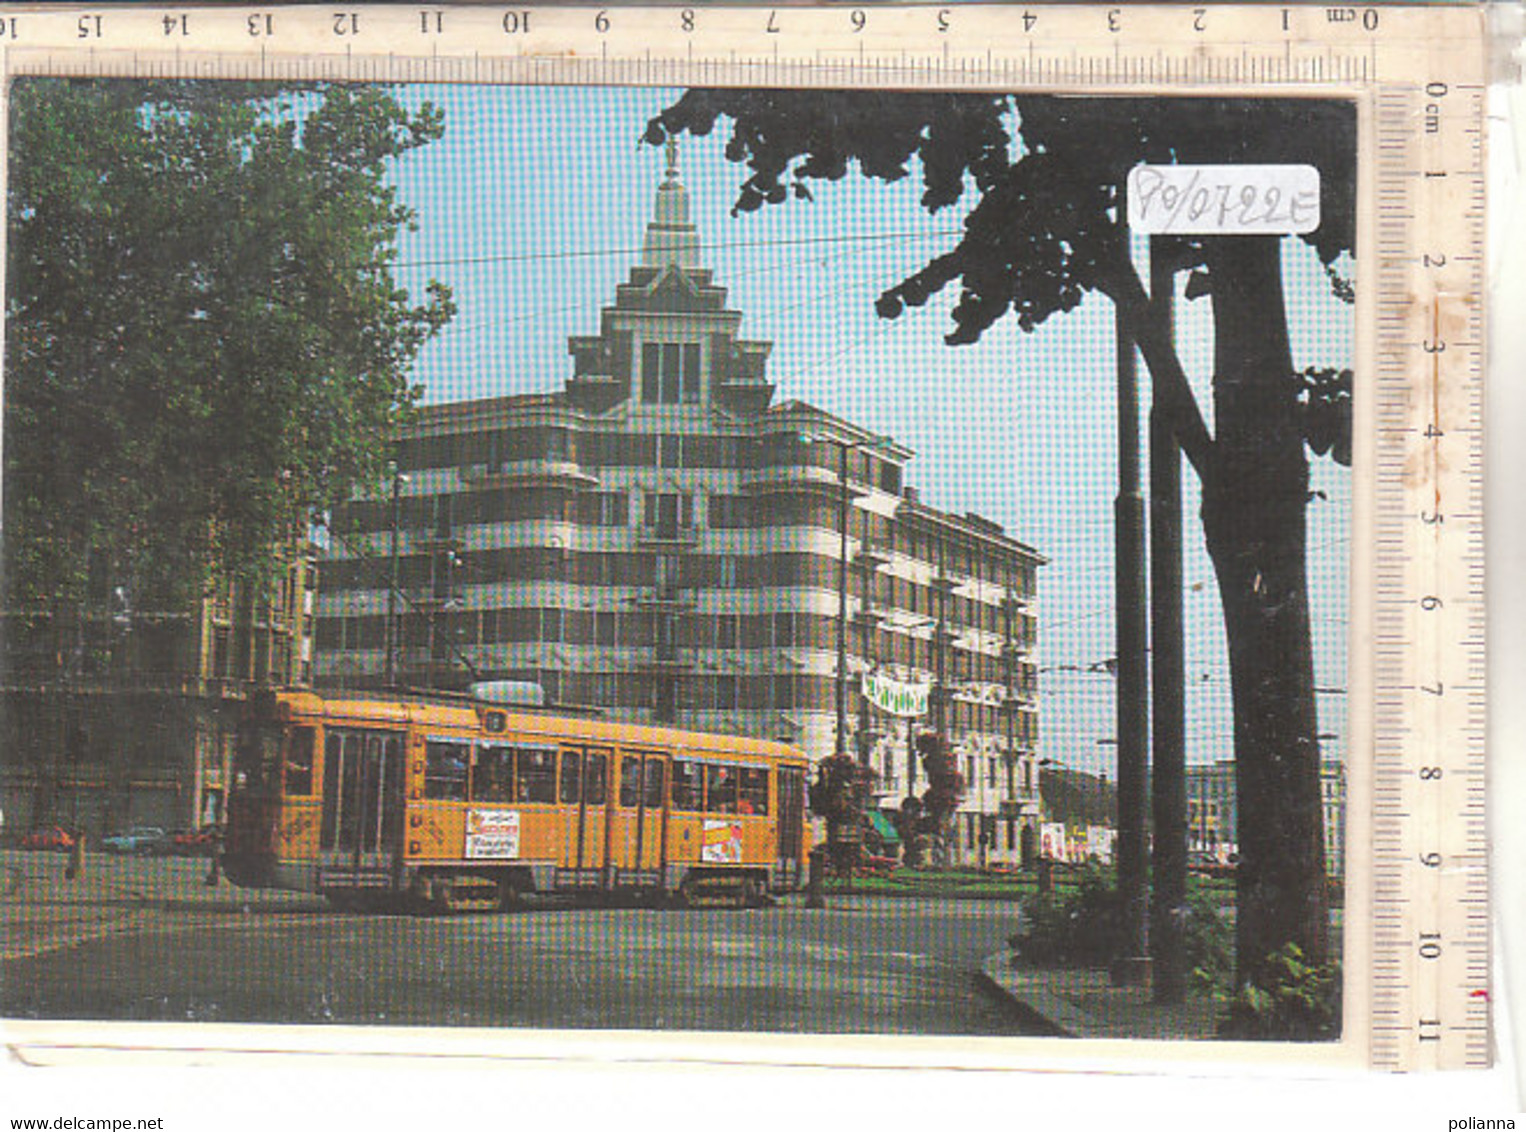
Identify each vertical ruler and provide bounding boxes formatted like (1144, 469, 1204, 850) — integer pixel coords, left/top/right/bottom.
(1370, 29, 1489, 1071)
(0, 4, 1494, 1068)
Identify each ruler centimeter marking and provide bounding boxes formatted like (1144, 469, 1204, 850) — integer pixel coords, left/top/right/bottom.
(0, 3, 1491, 1070)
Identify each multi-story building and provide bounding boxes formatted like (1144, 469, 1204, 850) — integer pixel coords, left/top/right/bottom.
(315, 147, 1046, 866)
(0, 547, 318, 836)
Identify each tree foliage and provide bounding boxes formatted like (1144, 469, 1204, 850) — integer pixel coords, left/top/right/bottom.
(644, 93, 1353, 471)
(5, 79, 454, 615)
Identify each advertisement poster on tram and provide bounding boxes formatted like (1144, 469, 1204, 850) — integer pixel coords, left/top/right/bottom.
(465, 810, 520, 860)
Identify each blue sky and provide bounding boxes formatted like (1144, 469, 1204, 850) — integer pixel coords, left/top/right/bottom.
(382, 83, 1351, 780)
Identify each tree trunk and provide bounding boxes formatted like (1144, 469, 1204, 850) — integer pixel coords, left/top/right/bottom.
(1199, 237, 1328, 977)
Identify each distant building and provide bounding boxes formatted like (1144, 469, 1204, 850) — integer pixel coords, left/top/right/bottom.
(1, 547, 318, 836)
(1185, 757, 1345, 876)
(1186, 759, 1237, 860)
(314, 146, 1047, 866)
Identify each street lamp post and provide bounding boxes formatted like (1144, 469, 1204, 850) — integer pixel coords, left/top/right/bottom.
(385, 462, 408, 688)
(835, 438, 851, 762)
(801, 430, 893, 764)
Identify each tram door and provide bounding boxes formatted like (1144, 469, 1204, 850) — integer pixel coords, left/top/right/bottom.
(610, 752, 667, 883)
(776, 765, 806, 883)
(318, 729, 405, 891)
(557, 746, 610, 884)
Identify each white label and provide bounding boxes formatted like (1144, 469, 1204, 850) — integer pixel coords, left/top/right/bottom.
(1127, 164, 1320, 235)
(465, 808, 520, 859)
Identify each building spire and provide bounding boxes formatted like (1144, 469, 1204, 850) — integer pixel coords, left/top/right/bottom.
(642, 137, 701, 270)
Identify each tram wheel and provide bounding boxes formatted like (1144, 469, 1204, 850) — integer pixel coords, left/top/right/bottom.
(497, 877, 522, 912)
(739, 877, 765, 909)
(668, 877, 696, 909)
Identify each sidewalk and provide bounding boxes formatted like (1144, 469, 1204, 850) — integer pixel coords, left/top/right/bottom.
(979, 950, 1221, 1040)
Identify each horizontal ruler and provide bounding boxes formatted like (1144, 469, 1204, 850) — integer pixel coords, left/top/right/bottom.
(0, 5, 1483, 89)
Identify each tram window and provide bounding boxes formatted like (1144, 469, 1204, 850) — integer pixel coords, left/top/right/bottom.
(473, 745, 514, 803)
(619, 758, 642, 807)
(517, 748, 556, 803)
(284, 727, 315, 796)
(584, 754, 607, 805)
(671, 760, 701, 811)
(425, 741, 469, 801)
(643, 759, 666, 808)
(705, 764, 738, 813)
(559, 751, 582, 804)
(738, 767, 769, 816)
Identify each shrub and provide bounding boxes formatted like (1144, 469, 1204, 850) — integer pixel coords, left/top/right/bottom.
(1218, 943, 1342, 1041)
(1012, 862, 1123, 968)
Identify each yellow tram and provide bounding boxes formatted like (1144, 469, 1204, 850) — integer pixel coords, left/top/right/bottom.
(222, 688, 812, 911)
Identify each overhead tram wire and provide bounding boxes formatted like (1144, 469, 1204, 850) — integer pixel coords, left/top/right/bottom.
(390, 227, 966, 272)
(408, 228, 912, 340)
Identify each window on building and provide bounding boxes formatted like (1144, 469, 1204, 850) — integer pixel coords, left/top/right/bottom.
(709, 495, 750, 529)
(542, 608, 562, 643)
(578, 491, 628, 527)
(644, 493, 694, 535)
(772, 675, 794, 711)
(715, 674, 738, 712)
(596, 612, 617, 647)
(716, 614, 737, 650)
(641, 342, 701, 404)
(589, 673, 617, 706)
(773, 612, 794, 647)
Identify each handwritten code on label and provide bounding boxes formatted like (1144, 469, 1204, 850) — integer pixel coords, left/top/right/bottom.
(1127, 164, 1320, 235)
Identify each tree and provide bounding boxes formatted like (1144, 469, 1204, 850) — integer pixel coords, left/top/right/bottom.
(644, 93, 1353, 977)
(4, 79, 453, 630)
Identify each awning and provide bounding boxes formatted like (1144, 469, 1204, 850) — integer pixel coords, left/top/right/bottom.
(866, 810, 902, 846)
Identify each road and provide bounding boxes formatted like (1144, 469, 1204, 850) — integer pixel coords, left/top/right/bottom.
(1, 851, 1033, 1034)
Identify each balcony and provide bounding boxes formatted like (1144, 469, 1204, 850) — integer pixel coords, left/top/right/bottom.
(636, 524, 701, 551)
(931, 572, 965, 595)
(632, 585, 696, 613)
(740, 463, 867, 499)
(854, 541, 892, 571)
(459, 460, 599, 489)
(851, 604, 888, 629)
(640, 646, 694, 673)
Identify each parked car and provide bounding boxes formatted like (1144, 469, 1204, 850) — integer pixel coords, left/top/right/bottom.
(169, 825, 220, 857)
(20, 825, 75, 852)
(99, 826, 170, 856)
